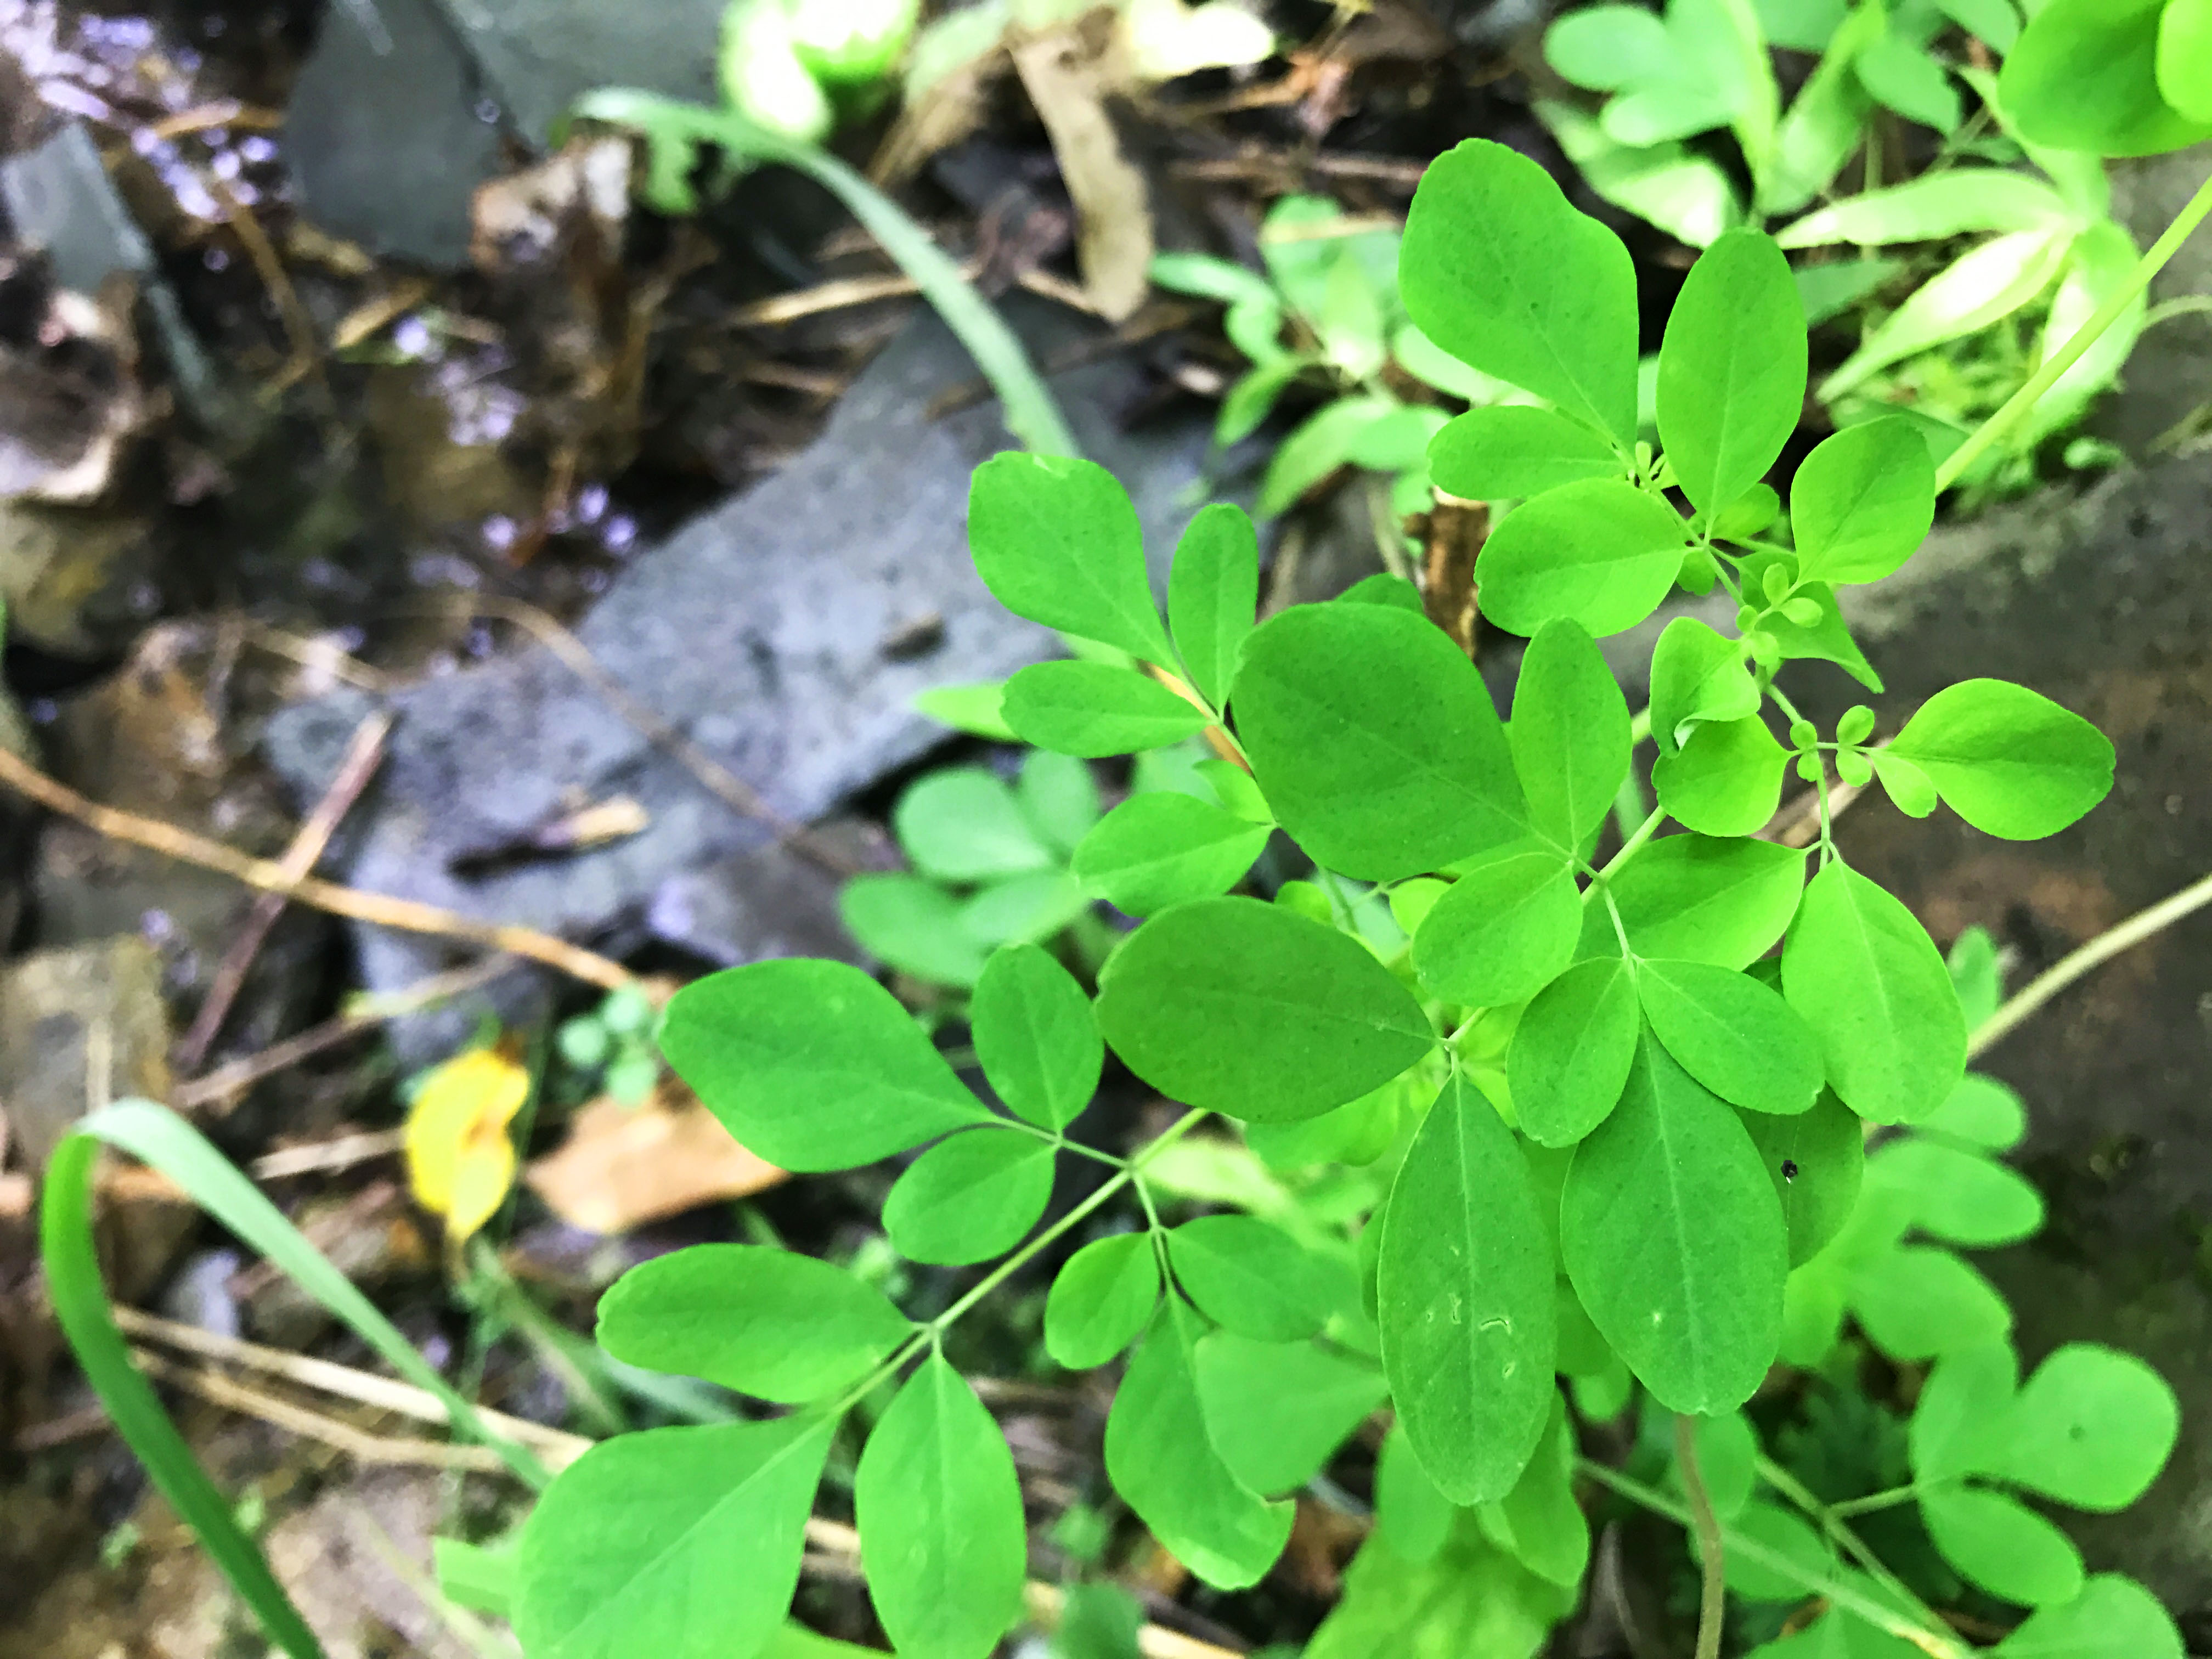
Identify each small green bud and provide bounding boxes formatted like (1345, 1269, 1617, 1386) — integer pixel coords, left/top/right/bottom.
(1679, 548, 1719, 595)
(1761, 563, 1792, 606)
(1789, 719, 1818, 751)
(1747, 630, 1780, 670)
(1781, 595, 1825, 628)
(1711, 483, 1780, 539)
(557, 1015, 611, 1070)
(1736, 604, 1761, 634)
(1836, 748, 1874, 787)
(1837, 704, 1876, 744)
(1795, 753, 1824, 784)
(1274, 880, 1334, 925)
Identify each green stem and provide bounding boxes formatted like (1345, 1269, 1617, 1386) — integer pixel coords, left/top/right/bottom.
(1676, 1418, 1728, 1659)
(1828, 1481, 1928, 1520)
(1969, 866, 2212, 1058)
(1588, 806, 1665, 902)
(1578, 1460, 1969, 1659)
(1754, 1457, 1937, 1623)
(1936, 162, 2212, 492)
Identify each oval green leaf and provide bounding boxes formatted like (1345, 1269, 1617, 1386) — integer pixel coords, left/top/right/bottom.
(1886, 679, 2115, 840)
(1379, 1075, 1559, 1502)
(1865, 1138, 2043, 1246)
(1510, 617, 1632, 849)
(1649, 616, 1758, 757)
(1652, 715, 1788, 837)
(1412, 843, 1581, 1008)
(1739, 1091, 1864, 1267)
(1046, 1232, 1163, 1369)
(1999, 0, 2212, 158)
(1922, 1485, 2084, 1609)
(1511, 956, 1641, 1147)
(662, 961, 992, 1171)
(967, 453, 1173, 663)
(1656, 229, 1806, 514)
(883, 1128, 1057, 1265)
(1992, 1345, 2180, 1513)
(596, 1244, 913, 1403)
(894, 768, 1053, 882)
(1788, 419, 1936, 585)
(1167, 503, 1259, 710)
(841, 875, 990, 990)
(1232, 602, 1528, 880)
(1638, 958, 1822, 1115)
(1097, 896, 1436, 1123)
(1993, 1573, 2185, 1659)
(1427, 404, 1623, 500)
(1560, 1032, 1786, 1413)
(1002, 661, 1211, 757)
(1586, 834, 1806, 967)
(1847, 1244, 2010, 1359)
(1167, 1214, 1333, 1341)
(1070, 792, 1271, 917)
(1194, 1333, 1390, 1496)
(1477, 477, 1689, 639)
(971, 943, 1101, 1132)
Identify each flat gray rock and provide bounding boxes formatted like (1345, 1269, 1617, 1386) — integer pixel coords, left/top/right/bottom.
(265, 300, 1215, 1043)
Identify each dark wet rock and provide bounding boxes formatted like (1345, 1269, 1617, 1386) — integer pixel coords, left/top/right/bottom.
(646, 819, 884, 969)
(264, 300, 1216, 1052)
(0, 935, 169, 1171)
(0, 498, 165, 655)
(1803, 451, 2212, 1613)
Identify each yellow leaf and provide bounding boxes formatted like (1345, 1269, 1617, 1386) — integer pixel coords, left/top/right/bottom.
(406, 1046, 530, 1245)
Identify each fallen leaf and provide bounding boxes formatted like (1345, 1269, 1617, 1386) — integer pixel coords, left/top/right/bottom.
(1011, 23, 1154, 322)
(526, 1080, 786, 1234)
(405, 1046, 531, 1246)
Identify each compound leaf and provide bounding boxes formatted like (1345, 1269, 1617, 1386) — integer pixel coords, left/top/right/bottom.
(856, 1353, 1028, 1659)
(1097, 897, 1436, 1122)
(1412, 843, 1582, 1008)
(1782, 861, 1966, 1124)
(1071, 793, 1271, 917)
(1993, 1345, 2180, 1513)
(596, 1245, 912, 1403)
(1788, 420, 1936, 585)
(1561, 1032, 1786, 1413)
(1379, 1075, 1559, 1502)
(1002, 662, 1210, 758)
(1656, 229, 1806, 513)
(1103, 1298, 1295, 1589)
(968, 453, 1173, 663)
(1478, 478, 1689, 638)
(1427, 405, 1622, 500)
(1195, 1333, 1390, 1495)
(1638, 958, 1822, 1115)
(1739, 1091, 1864, 1267)
(1045, 1233, 1161, 1369)
(1510, 617, 1632, 849)
(516, 1414, 830, 1659)
(1511, 956, 1641, 1147)
(1168, 1214, 1333, 1341)
(1233, 602, 1528, 880)
(1401, 138, 1641, 442)
(663, 961, 992, 1171)
(1887, 680, 2115, 839)
(1168, 503, 1260, 709)
(883, 1129, 1057, 1265)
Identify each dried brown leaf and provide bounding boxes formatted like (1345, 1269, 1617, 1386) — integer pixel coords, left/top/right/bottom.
(525, 1082, 786, 1234)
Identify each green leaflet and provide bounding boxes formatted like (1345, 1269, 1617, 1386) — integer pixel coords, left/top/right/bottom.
(1378, 1075, 1559, 1503)
(1667, 1407, 1758, 1520)
(1734, 551, 1884, 691)
(1740, 1091, 1864, 1266)
(1925, 1073, 2028, 1150)
(1992, 1345, 2180, 1512)
(1585, 833, 1806, 967)
(1787, 420, 1936, 585)
(1305, 1509, 1573, 1659)
(1412, 843, 1582, 1008)
(1480, 1395, 1589, 1587)
(1886, 679, 2116, 839)
(1426, 404, 1622, 500)
(1477, 478, 1690, 639)
(1560, 1032, 1786, 1413)
(895, 768, 1054, 882)
(1650, 617, 1759, 757)
(1167, 1214, 1333, 1341)
(1102, 1298, 1294, 1589)
(1232, 601, 1528, 880)
(1993, 1575, 2186, 1658)
(1194, 1333, 1389, 1495)
(1166, 503, 1259, 710)
(841, 876, 990, 989)
(1509, 956, 1642, 1148)
(1637, 958, 1823, 1115)
(1700, 1502, 1835, 1604)
(2164, 0, 2212, 123)
(971, 944, 1102, 1132)
(516, 1415, 831, 1659)
(1999, 0, 2212, 157)
(1652, 714, 1788, 837)
(1921, 1486, 2084, 1607)
(1045, 1233, 1162, 1368)
(1097, 897, 1436, 1122)
(883, 1128, 1057, 1265)
(1373, 1422, 1458, 1565)
(1777, 171, 2075, 248)
(1849, 1244, 2011, 1359)
(856, 1353, 1028, 1659)
(1246, 1076, 1407, 1170)
(595, 1245, 912, 1403)
(967, 453, 1175, 664)
(1018, 751, 1103, 854)
(1655, 229, 1805, 514)
(1400, 138, 1641, 443)
(1865, 1138, 2044, 1246)
(958, 870, 1090, 951)
(1509, 617, 1632, 849)
(1070, 792, 1271, 917)
(1002, 662, 1211, 757)
(661, 961, 992, 1171)
(1781, 861, 1966, 1125)
(1911, 1340, 2020, 1484)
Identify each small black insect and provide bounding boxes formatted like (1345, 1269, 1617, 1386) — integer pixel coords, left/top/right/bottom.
(1781, 1159, 1800, 1182)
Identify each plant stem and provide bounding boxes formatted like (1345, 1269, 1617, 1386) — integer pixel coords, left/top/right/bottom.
(1578, 1460, 1969, 1659)
(1754, 1457, 1937, 1623)
(1827, 1480, 1927, 1520)
(1937, 162, 2212, 492)
(1589, 806, 1665, 900)
(1970, 865, 2212, 1058)
(1675, 1418, 1728, 1659)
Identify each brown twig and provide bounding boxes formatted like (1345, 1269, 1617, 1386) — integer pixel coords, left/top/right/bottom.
(205, 173, 326, 401)
(172, 957, 524, 1112)
(251, 1128, 408, 1180)
(175, 712, 392, 1073)
(0, 744, 632, 989)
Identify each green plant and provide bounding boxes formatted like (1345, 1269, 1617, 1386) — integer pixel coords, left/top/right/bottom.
(1150, 196, 1505, 522)
(555, 985, 663, 1105)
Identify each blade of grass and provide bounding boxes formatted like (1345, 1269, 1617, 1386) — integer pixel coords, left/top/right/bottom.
(41, 1100, 555, 1657)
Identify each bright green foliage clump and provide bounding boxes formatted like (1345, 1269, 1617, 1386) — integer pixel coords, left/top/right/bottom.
(499, 138, 2166, 1659)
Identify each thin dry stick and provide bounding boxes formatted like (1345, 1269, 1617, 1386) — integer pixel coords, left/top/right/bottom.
(251, 1128, 407, 1180)
(117, 1308, 1243, 1658)
(0, 746, 634, 991)
(459, 597, 862, 877)
(1969, 865, 2212, 1059)
(172, 957, 524, 1111)
(176, 711, 393, 1073)
(1675, 1417, 1727, 1659)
